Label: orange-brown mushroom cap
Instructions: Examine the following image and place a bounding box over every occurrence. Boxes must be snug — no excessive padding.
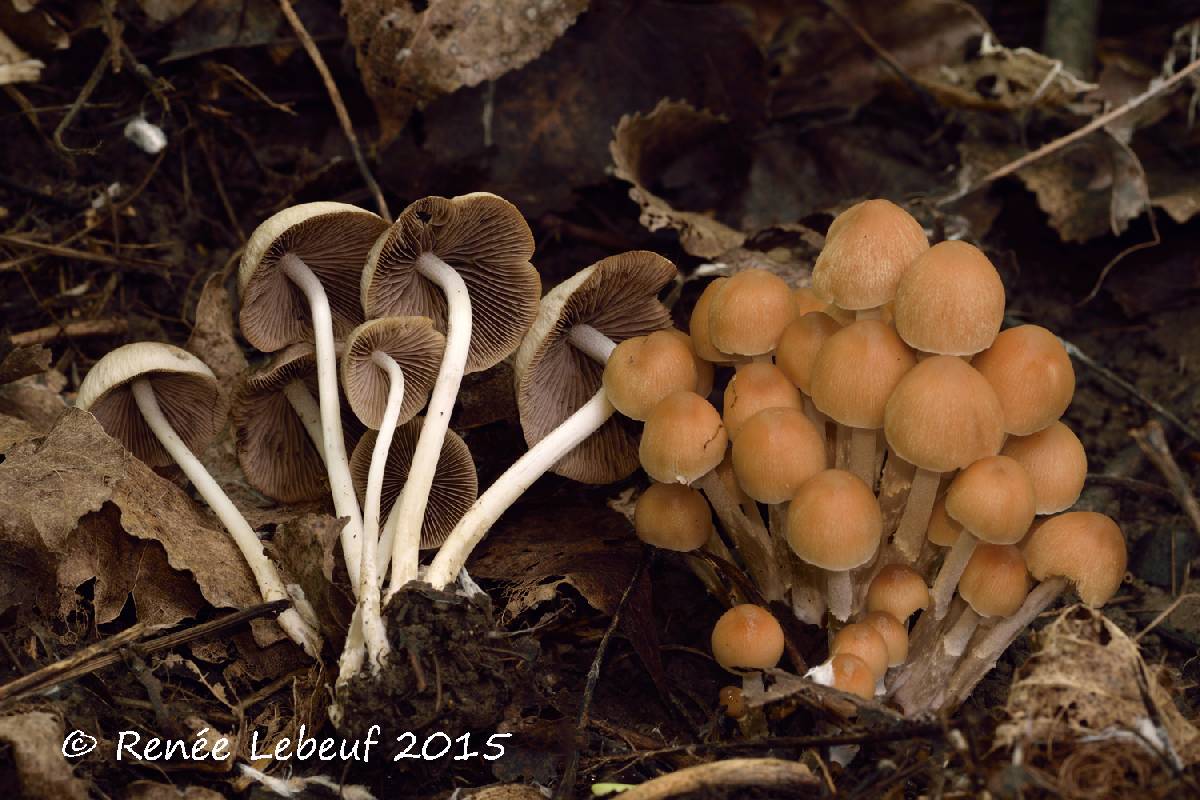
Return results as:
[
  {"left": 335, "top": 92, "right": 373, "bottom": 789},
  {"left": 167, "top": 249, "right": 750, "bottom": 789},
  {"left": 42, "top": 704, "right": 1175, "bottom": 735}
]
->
[
  {"left": 689, "top": 277, "right": 733, "bottom": 363},
  {"left": 775, "top": 311, "right": 843, "bottom": 394},
  {"left": 866, "top": 564, "right": 930, "bottom": 622},
  {"left": 862, "top": 611, "right": 909, "bottom": 667},
  {"left": 944, "top": 455, "right": 1036, "bottom": 545},
  {"left": 1001, "top": 421, "right": 1088, "bottom": 514},
  {"left": 722, "top": 362, "right": 803, "bottom": 439},
  {"left": 830, "top": 653, "right": 876, "bottom": 699},
  {"left": 892, "top": 240, "right": 1005, "bottom": 356},
  {"left": 634, "top": 482, "right": 713, "bottom": 552},
  {"left": 603, "top": 329, "right": 702, "bottom": 421},
  {"left": 787, "top": 469, "right": 882, "bottom": 571},
  {"left": 812, "top": 199, "right": 929, "bottom": 310},
  {"left": 731, "top": 407, "right": 826, "bottom": 504},
  {"left": 361, "top": 193, "right": 539, "bottom": 374},
  {"left": 883, "top": 355, "right": 1005, "bottom": 472},
  {"left": 640, "top": 390, "right": 728, "bottom": 484},
  {"left": 809, "top": 319, "right": 916, "bottom": 429},
  {"left": 926, "top": 495, "right": 964, "bottom": 547},
  {"left": 1022, "top": 511, "right": 1126, "bottom": 606},
  {"left": 711, "top": 604, "right": 785, "bottom": 671},
  {"left": 239, "top": 202, "right": 387, "bottom": 352},
  {"left": 515, "top": 251, "right": 678, "bottom": 484},
  {"left": 972, "top": 324, "right": 1075, "bottom": 435},
  {"left": 959, "top": 544, "right": 1030, "bottom": 617},
  {"left": 349, "top": 418, "right": 478, "bottom": 550},
  {"left": 707, "top": 269, "right": 795, "bottom": 356},
  {"left": 340, "top": 316, "right": 445, "bottom": 429},
  {"left": 831, "top": 622, "right": 890, "bottom": 680}
]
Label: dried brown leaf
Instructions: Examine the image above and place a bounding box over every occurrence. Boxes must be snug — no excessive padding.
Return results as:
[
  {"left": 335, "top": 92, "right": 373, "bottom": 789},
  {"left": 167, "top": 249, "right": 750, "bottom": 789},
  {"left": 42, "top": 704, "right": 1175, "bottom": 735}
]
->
[
  {"left": 272, "top": 512, "right": 353, "bottom": 644},
  {"left": 0, "top": 367, "right": 66, "bottom": 431},
  {"left": 0, "top": 343, "right": 50, "bottom": 383},
  {"left": 186, "top": 274, "right": 247, "bottom": 392},
  {"left": 346, "top": 0, "right": 588, "bottom": 142},
  {"left": 0, "top": 711, "right": 88, "bottom": 800}
]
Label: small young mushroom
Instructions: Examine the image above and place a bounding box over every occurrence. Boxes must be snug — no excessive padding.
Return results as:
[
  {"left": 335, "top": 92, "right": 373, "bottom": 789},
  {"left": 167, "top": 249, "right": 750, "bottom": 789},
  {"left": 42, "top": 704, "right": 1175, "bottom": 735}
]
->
[
  {"left": 865, "top": 564, "right": 930, "bottom": 624},
  {"left": 689, "top": 277, "right": 734, "bottom": 364},
  {"left": 972, "top": 324, "right": 1075, "bottom": 436},
  {"left": 892, "top": 240, "right": 1006, "bottom": 357},
  {"left": 710, "top": 604, "right": 785, "bottom": 671},
  {"left": 422, "top": 252, "right": 678, "bottom": 590},
  {"left": 809, "top": 653, "right": 875, "bottom": 699},
  {"left": 602, "top": 329, "right": 703, "bottom": 421},
  {"left": 232, "top": 343, "right": 328, "bottom": 504},
  {"left": 730, "top": 407, "right": 826, "bottom": 504},
  {"left": 721, "top": 362, "right": 803, "bottom": 439},
  {"left": 339, "top": 316, "right": 444, "bottom": 668},
  {"left": 812, "top": 199, "right": 929, "bottom": 317},
  {"left": 775, "top": 310, "right": 843, "bottom": 432},
  {"left": 929, "top": 455, "right": 1036, "bottom": 619},
  {"left": 78, "top": 343, "right": 321, "bottom": 656},
  {"left": 239, "top": 202, "right": 389, "bottom": 590},
  {"left": 640, "top": 391, "right": 729, "bottom": 484},
  {"left": 808, "top": 319, "right": 915, "bottom": 486},
  {"left": 830, "top": 622, "right": 890, "bottom": 681},
  {"left": 362, "top": 193, "right": 539, "bottom": 593},
  {"left": 943, "top": 511, "right": 1125, "bottom": 709},
  {"left": 883, "top": 355, "right": 1006, "bottom": 560},
  {"left": 787, "top": 469, "right": 882, "bottom": 621},
  {"left": 706, "top": 269, "right": 796, "bottom": 357},
  {"left": 862, "top": 611, "right": 909, "bottom": 667},
  {"left": 1000, "top": 421, "right": 1088, "bottom": 514},
  {"left": 633, "top": 482, "right": 713, "bottom": 552},
  {"left": 943, "top": 544, "right": 1030, "bottom": 657}
]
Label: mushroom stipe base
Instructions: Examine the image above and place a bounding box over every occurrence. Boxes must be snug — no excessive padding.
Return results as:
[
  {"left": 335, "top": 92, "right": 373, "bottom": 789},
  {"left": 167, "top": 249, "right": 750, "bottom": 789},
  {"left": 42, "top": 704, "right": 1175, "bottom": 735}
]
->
[{"left": 334, "top": 583, "right": 536, "bottom": 744}]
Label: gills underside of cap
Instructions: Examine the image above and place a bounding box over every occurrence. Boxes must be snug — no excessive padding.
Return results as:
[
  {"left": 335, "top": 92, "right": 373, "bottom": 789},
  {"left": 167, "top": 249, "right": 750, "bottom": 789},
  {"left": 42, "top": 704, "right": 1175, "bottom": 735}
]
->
[{"left": 341, "top": 317, "right": 445, "bottom": 429}]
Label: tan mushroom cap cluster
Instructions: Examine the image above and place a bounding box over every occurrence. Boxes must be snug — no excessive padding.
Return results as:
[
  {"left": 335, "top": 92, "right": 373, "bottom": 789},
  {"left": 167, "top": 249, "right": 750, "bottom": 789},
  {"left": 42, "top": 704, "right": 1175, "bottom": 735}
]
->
[
  {"left": 810, "top": 319, "right": 915, "bottom": 429},
  {"left": 1001, "top": 421, "right": 1088, "bottom": 514},
  {"left": 603, "top": 329, "right": 705, "bottom": 422},
  {"left": 640, "top": 391, "right": 728, "bottom": 485},
  {"left": 866, "top": 564, "right": 930, "bottom": 622},
  {"left": 973, "top": 325, "right": 1075, "bottom": 435},
  {"left": 892, "top": 240, "right": 1005, "bottom": 356},
  {"left": 787, "top": 469, "right": 882, "bottom": 571},
  {"left": 1023, "top": 511, "right": 1127, "bottom": 606},
  {"left": 722, "top": 363, "right": 803, "bottom": 438},
  {"left": 831, "top": 622, "right": 889, "bottom": 679},
  {"left": 707, "top": 269, "right": 795, "bottom": 356},
  {"left": 776, "top": 312, "right": 843, "bottom": 394},
  {"left": 959, "top": 544, "right": 1030, "bottom": 618},
  {"left": 813, "top": 199, "right": 930, "bottom": 310},
  {"left": 711, "top": 604, "right": 785, "bottom": 671},
  {"left": 634, "top": 482, "right": 712, "bottom": 552},
  {"left": 944, "top": 455, "right": 1037, "bottom": 545},
  {"left": 731, "top": 407, "right": 826, "bottom": 504}
]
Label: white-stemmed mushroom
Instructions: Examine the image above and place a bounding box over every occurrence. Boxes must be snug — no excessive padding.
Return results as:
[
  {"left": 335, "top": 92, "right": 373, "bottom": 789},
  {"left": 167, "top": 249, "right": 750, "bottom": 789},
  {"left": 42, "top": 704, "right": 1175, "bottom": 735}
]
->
[
  {"left": 425, "top": 252, "right": 678, "bottom": 590},
  {"left": 361, "top": 194, "right": 539, "bottom": 597},
  {"left": 78, "top": 342, "right": 322, "bottom": 657},
  {"left": 239, "top": 203, "right": 389, "bottom": 591}
]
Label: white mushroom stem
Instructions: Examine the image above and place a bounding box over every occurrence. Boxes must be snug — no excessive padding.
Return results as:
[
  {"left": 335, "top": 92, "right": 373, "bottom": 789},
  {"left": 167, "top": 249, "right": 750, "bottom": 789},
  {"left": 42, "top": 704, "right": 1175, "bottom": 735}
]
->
[
  {"left": 892, "top": 467, "right": 940, "bottom": 562},
  {"left": 943, "top": 577, "right": 1068, "bottom": 710},
  {"left": 280, "top": 253, "right": 363, "bottom": 591},
  {"left": 357, "top": 352, "right": 404, "bottom": 668},
  {"left": 827, "top": 570, "right": 854, "bottom": 622},
  {"left": 387, "top": 252, "right": 472, "bottom": 594},
  {"left": 424, "top": 324, "right": 617, "bottom": 591},
  {"left": 848, "top": 427, "right": 877, "bottom": 489},
  {"left": 283, "top": 380, "right": 326, "bottom": 462},
  {"left": 131, "top": 378, "right": 321, "bottom": 657},
  {"left": 942, "top": 605, "right": 981, "bottom": 658},
  {"left": 929, "top": 533, "right": 978, "bottom": 620}
]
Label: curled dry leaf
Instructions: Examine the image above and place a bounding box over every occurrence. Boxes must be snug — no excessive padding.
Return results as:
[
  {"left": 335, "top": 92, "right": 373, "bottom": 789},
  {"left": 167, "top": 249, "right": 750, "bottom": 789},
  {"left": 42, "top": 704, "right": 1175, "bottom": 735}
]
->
[
  {"left": 0, "top": 409, "right": 264, "bottom": 631},
  {"left": 0, "top": 342, "right": 50, "bottom": 384},
  {"left": 996, "top": 605, "right": 1200, "bottom": 765},
  {"left": 272, "top": 512, "right": 353, "bottom": 644},
  {"left": 0, "top": 367, "right": 66, "bottom": 431},
  {"left": 186, "top": 275, "right": 248, "bottom": 393},
  {"left": 346, "top": 0, "right": 589, "bottom": 142},
  {"left": 0, "top": 711, "right": 89, "bottom": 800}
]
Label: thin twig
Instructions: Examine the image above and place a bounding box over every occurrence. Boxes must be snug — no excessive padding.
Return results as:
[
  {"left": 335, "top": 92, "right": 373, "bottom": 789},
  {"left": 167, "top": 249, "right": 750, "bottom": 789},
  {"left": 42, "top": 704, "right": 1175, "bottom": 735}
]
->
[
  {"left": 555, "top": 550, "right": 650, "bottom": 799},
  {"left": 53, "top": 43, "right": 112, "bottom": 156},
  {"left": 0, "top": 235, "right": 170, "bottom": 272},
  {"left": 1131, "top": 420, "right": 1200, "bottom": 542},
  {"left": 277, "top": 0, "right": 390, "bottom": 222},
  {"left": 1084, "top": 473, "right": 1176, "bottom": 503},
  {"left": 945, "top": 55, "right": 1200, "bottom": 202},
  {"left": 615, "top": 758, "right": 820, "bottom": 799},
  {"left": 9, "top": 318, "right": 129, "bottom": 347},
  {"left": 1135, "top": 592, "right": 1200, "bottom": 642}
]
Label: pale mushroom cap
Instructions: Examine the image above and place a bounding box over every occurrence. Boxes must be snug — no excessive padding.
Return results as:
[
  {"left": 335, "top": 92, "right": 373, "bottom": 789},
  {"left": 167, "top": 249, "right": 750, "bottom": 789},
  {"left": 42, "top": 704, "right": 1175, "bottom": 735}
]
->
[
  {"left": 689, "top": 278, "right": 733, "bottom": 363},
  {"left": 239, "top": 202, "right": 387, "bottom": 352},
  {"left": 1001, "top": 421, "right": 1088, "bottom": 514},
  {"left": 341, "top": 316, "right": 445, "bottom": 429},
  {"left": 866, "top": 564, "right": 930, "bottom": 622},
  {"left": 809, "top": 319, "right": 916, "bottom": 429},
  {"left": 883, "top": 355, "right": 1005, "bottom": 472},
  {"left": 349, "top": 418, "right": 478, "bottom": 549},
  {"left": 862, "top": 611, "right": 909, "bottom": 667},
  {"left": 603, "top": 329, "right": 701, "bottom": 421},
  {"left": 830, "top": 653, "right": 875, "bottom": 699},
  {"left": 787, "top": 469, "right": 882, "bottom": 571},
  {"left": 634, "top": 482, "right": 713, "bottom": 552},
  {"left": 973, "top": 324, "right": 1075, "bottom": 436},
  {"left": 362, "top": 192, "right": 540, "bottom": 374},
  {"left": 775, "top": 311, "right": 843, "bottom": 394},
  {"left": 731, "top": 407, "right": 827, "bottom": 504},
  {"left": 926, "top": 494, "right": 964, "bottom": 547},
  {"left": 515, "top": 252, "right": 677, "bottom": 484},
  {"left": 232, "top": 344, "right": 326, "bottom": 503},
  {"left": 722, "top": 362, "right": 803, "bottom": 439},
  {"left": 640, "top": 390, "right": 728, "bottom": 484},
  {"left": 711, "top": 604, "right": 785, "bottom": 671},
  {"left": 959, "top": 544, "right": 1030, "bottom": 618},
  {"left": 77, "top": 342, "right": 221, "bottom": 468},
  {"left": 812, "top": 199, "right": 929, "bottom": 310},
  {"left": 893, "top": 240, "right": 1005, "bottom": 356},
  {"left": 708, "top": 269, "right": 795, "bottom": 355},
  {"left": 944, "top": 455, "right": 1037, "bottom": 545},
  {"left": 1022, "top": 511, "right": 1126, "bottom": 606},
  {"left": 831, "top": 622, "right": 890, "bottom": 680}
]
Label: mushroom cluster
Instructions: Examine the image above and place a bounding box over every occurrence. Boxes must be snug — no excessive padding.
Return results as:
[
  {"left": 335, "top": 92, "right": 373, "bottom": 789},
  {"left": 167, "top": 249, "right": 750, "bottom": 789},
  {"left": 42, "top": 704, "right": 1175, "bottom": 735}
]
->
[{"left": 624, "top": 199, "right": 1126, "bottom": 716}]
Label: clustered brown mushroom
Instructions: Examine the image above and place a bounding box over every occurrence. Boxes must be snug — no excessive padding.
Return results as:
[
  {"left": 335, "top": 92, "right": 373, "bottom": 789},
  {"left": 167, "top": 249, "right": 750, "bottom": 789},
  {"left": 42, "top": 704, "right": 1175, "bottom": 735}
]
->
[
  {"left": 622, "top": 199, "right": 1126, "bottom": 715},
  {"left": 74, "top": 193, "right": 1127, "bottom": 720}
]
